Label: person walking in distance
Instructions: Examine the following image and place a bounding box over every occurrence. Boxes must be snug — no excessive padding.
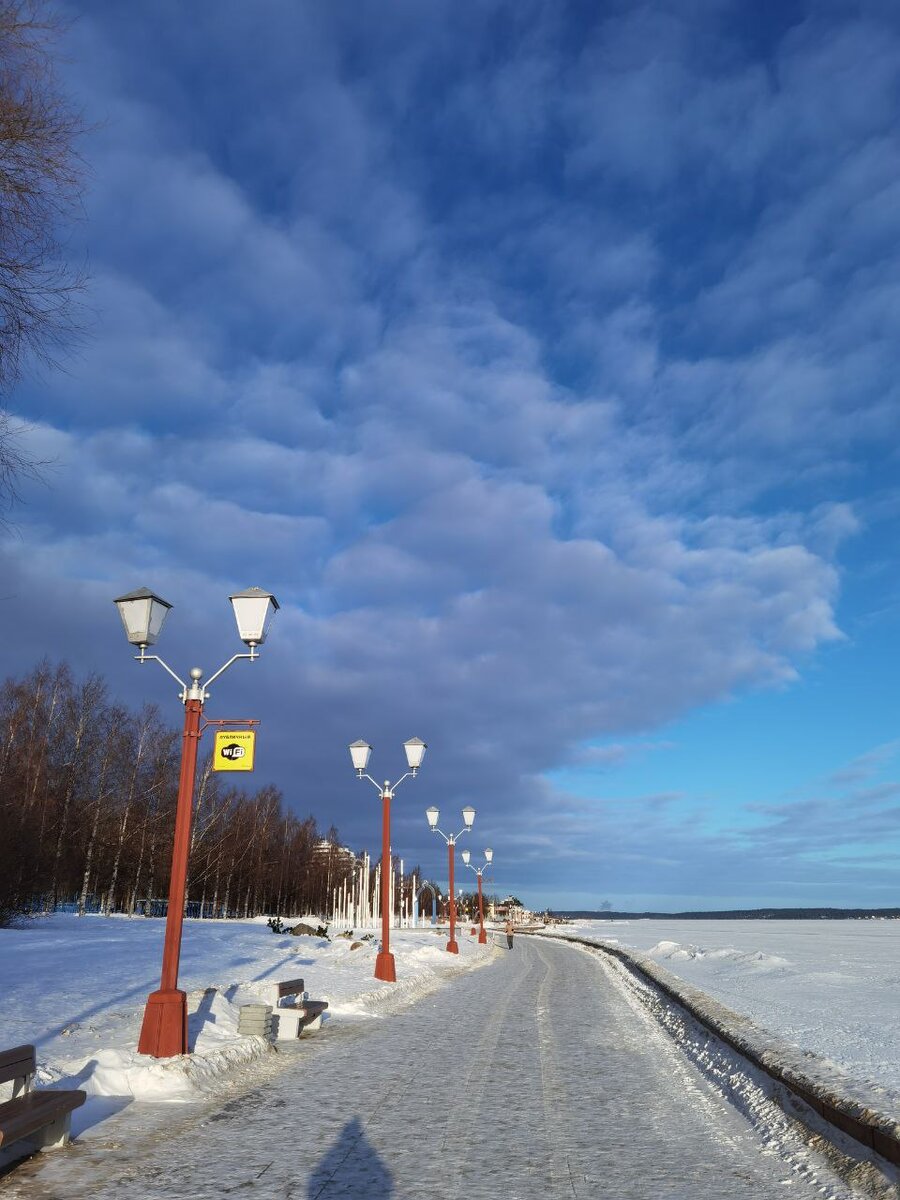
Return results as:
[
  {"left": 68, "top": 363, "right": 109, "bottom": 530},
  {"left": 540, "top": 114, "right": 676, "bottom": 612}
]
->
[{"left": 505, "top": 917, "right": 514, "bottom": 949}]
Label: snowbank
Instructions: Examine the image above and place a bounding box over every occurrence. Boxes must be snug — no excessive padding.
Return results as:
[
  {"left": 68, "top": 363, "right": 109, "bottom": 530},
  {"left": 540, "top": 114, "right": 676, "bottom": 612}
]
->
[
  {"left": 646, "top": 939, "right": 789, "bottom": 969},
  {"left": 0, "top": 913, "right": 497, "bottom": 1133}
]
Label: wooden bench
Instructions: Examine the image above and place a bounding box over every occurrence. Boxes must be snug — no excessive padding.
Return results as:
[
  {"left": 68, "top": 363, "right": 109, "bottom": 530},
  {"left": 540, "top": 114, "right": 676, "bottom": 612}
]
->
[
  {"left": 259, "top": 978, "right": 329, "bottom": 1040},
  {"left": 0, "top": 1045, "right": 86, "bottom": 1160}
]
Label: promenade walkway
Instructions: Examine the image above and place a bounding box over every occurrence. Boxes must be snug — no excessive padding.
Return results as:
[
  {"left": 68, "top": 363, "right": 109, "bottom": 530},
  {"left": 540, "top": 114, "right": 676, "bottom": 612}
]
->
[{"left": 11, "top": 936, "right": 857, "bottom": 1199}]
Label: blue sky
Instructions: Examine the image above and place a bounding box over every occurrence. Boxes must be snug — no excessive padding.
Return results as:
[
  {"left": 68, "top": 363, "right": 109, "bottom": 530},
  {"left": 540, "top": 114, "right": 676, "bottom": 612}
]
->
[{"left": 2, "top": 0, "right": 900, "bottom": 910}]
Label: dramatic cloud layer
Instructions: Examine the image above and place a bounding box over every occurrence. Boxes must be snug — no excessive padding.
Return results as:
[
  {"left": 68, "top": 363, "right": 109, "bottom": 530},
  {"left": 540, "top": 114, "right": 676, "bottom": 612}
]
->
[{"left": 3, "top": 0, "right": 900, "bottom": 907}]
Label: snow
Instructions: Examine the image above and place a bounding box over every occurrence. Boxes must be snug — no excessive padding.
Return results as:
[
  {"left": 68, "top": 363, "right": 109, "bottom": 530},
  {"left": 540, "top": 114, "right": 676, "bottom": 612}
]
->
[
  {"left": 577, "top": 943, "right": 899, "bottom": 1200},
  {"left": 4, "top": 936, "right": 883, "bottom": 1200},
  {"left": 5, "top": 911, "right": 899, "bottom": 1195},
  {"left": 551, "top": 919, "right": 900, "bottom": 1097},
  {"left": 0, "top": 912, "right": 496, "bottom": 1136}
]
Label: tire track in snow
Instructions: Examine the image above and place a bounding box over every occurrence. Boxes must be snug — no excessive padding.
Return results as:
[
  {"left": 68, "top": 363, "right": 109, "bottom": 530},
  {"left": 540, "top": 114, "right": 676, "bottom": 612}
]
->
[
  {"left": 439, "top": 941, "right": 531, "bottom": 1155},
  {"left": 441, "top": 939, "right": 547, "bottom": 1197},
  {"left": 533, "top": 938, "right": 578, "bottom": 1197}
]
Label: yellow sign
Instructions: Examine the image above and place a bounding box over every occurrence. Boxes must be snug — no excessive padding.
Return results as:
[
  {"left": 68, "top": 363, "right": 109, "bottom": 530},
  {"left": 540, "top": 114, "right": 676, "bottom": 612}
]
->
[{"left": 213, "top": 729, "right": 256, "bottom": 772}]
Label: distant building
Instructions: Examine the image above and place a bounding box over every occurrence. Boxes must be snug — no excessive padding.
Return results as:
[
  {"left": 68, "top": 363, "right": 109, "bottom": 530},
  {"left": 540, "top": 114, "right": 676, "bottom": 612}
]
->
[
  {"left": 492, "top": 895, "right": 533, "bottom": 925},
  {"left": 540, "top": 911, "right": 571, "bottom": 926},
  {"left": 313, "top": 840, "right": 357, "bottom": 867}
]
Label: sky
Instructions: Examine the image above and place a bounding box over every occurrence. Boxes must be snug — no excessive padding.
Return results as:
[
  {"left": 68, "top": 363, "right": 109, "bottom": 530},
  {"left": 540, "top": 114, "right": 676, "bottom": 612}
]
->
[{"left": 2, "top": 0, "right": 900, "bottom": 911}]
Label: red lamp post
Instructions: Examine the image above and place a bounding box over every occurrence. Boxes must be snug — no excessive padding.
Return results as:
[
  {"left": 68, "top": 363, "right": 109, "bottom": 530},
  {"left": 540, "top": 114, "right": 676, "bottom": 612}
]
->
[
  {"left": 425, "top": 805, "right": 475, "bottom": 954},
  {"left": 448, "top": 840, "right": 457, "bottom": 953},
  {"left": 350, "top": 738, "right": 427, "bottom": 983},
  {"left": 462, "top": 847, "right": 493, "bottom": 944},
  {"left": 141, "top": 685, "right": 201, "bottom": 1057},
  {"left": 114, "top": 586, "right": 278, "bottom": 1058}
]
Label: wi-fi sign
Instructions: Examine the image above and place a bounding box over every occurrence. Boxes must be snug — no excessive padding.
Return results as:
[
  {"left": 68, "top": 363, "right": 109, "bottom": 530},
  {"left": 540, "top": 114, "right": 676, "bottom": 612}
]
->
[{"left": 213, "top": 729, "right": 256, "bottom": 772}]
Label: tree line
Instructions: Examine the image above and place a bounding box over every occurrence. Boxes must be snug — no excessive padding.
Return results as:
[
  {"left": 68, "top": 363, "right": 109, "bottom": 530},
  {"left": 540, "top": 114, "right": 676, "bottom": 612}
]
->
[{"left": 0, "top": 660, "right": 364, "bottom": 924}]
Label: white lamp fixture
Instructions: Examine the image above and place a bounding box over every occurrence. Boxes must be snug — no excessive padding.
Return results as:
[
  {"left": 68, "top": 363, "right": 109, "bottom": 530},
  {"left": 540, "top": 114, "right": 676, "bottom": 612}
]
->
[
  {"left": 484, "top": 848, "right": 493, "bottom": 863},
  {"left": 426, "top": 806, "right": 439, "bottom": 829},
  {"left": 114, "top": 588, "right": 172, "bottom": 647},
  {"left": 462, "top": 805, "right": 476, "bottom": 828},
  {"left": 349, "top": 740, "right": 372, "bottom": 773},
  {"left": 461, "top": 849, "right": 471, "bottom": 865},
  {"left": 229, "top": 587, "right": 279, "bottom": 646},
  {"left": 404, "top": 737, "right": 427, "bottom": 771}
]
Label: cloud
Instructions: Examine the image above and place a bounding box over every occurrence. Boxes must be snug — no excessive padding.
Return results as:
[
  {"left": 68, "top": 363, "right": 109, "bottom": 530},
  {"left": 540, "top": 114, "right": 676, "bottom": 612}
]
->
[
  {"left": 827, "top": 742, "right": 900, "bottom": 787},
  {"left": 568, "top": 741, "right": 676, "bottom": 770},
  {"left": 2, "top": 0, "right": 897, "bottom": 907}
]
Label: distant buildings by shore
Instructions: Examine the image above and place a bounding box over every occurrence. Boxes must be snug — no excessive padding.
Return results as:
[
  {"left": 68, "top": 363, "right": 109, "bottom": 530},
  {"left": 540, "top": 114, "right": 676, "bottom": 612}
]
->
[{"left": 552, "top": 907, "right": 900, "bottom": 921}]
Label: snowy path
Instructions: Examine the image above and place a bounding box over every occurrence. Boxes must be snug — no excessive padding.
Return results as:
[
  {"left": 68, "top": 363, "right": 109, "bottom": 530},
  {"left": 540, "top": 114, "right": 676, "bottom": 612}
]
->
[{"left": 8, "top": 936, "right": 860, "bottom": 1199}]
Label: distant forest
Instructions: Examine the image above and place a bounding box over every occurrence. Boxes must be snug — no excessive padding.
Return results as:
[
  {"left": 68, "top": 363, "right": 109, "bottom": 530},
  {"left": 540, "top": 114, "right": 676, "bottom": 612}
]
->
[
  {"left": 556, "top": 908, "right": 900, "bottom": 920},
  {"left": 0, "top": 660, "right": 381, "bottom": 925}
]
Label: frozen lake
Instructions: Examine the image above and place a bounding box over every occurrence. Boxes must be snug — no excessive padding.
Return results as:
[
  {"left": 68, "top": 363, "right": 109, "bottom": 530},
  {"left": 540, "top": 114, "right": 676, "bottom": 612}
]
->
[{"left": 555, "top": 919, "right": 900, "bottom": 1097}]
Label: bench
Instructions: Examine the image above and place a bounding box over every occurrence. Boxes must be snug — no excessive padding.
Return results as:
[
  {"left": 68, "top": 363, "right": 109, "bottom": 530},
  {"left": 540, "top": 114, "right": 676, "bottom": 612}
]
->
[
  {"left": 258, "top": 978, "right": 329, "bottom": 1040},
  {"left": 0, "top": 1045, "right": 86, "bottom": 1161}
]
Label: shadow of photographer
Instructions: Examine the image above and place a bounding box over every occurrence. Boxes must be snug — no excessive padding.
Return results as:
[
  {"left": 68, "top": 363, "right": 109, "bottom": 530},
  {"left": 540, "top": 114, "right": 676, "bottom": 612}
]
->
[{"left": 308, "top": 1116, "right": 392, "bottom": 1198}]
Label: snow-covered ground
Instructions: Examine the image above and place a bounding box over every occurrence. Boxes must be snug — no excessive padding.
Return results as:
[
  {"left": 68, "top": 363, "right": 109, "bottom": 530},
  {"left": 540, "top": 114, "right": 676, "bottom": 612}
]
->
[
  {"left": 550, "top": 919, "right": 900, "bottom": 1095},
  {"left": 0, "top": 912, "right": 497, "bottom": 1141},
  {"left": 7, "top": 936, "right": 882, "bottom": 1200}
]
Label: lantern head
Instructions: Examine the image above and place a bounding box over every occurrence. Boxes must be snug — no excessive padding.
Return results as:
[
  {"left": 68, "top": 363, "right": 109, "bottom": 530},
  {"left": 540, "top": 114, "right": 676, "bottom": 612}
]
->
[
  {"left": 114, "top": 588, "right": 172, "bottom": 647},
  {"left": 349, "top": 740, "right": 372, "bottom": 773},
  {"left": 403, "top": 737, "right": 427, "bottom": 771},
  {"left": 229, "top": 587, "right": 279, "bottom": 646}
]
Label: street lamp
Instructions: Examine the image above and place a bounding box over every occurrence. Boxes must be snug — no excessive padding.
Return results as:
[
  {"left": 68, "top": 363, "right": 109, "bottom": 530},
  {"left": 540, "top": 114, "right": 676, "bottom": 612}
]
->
[
  {"left": 114, "top": 585, "right": 278, "bottom": 1058},
  {"left": 425, "top": 804, "right": 475, "bottom": 953},
  {"left": 461, "top": 847, "right": 493, "bottom": 945},
  {"left": 350, "top": 737, "right": 426, "bottom": 982}
]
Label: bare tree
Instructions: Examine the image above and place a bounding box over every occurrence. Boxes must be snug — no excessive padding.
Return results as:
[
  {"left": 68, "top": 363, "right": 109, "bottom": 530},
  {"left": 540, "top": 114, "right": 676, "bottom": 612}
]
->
[
  {"left": 0, "top": 659, "right": 354, "bottom": 924},
  {"left": 0, "top": 1, "right": 85, "bottom": 505}
]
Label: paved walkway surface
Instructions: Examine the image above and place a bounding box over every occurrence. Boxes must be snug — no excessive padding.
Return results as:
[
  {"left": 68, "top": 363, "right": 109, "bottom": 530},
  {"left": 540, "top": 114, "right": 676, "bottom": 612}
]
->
[{"left": 9, "top": 937, "right": 855, "bottom": 1199}]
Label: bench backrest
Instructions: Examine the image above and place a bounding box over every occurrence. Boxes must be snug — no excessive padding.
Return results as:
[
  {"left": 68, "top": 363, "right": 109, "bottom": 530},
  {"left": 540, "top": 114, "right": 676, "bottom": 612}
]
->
[
  {"left": 0, "top": 1045, "right": 35, "bottom": 1087},
  {"left": 276, "top": 978, "right": 304, "bottom": 998}
]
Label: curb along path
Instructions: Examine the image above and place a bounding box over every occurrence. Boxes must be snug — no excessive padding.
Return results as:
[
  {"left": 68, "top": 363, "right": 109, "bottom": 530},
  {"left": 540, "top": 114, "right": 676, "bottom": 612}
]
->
[{"left": 10, "top": 937, "right": 867, "bottom": 1200}]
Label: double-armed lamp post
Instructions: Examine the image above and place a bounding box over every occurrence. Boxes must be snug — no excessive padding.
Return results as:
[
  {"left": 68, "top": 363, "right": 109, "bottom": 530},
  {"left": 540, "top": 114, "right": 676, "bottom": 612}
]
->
[
  {"left": 461, "top": 847, "right": 493, "bottom": 945},
  {"left": 113, "top": 585, "right": 278, "bottom": 1058},
  {"left": 349, "top": 737, "right": 426, "bottom": 982},
  {"left": 425, "top": 805, "right": 475, "bottom": 953}
]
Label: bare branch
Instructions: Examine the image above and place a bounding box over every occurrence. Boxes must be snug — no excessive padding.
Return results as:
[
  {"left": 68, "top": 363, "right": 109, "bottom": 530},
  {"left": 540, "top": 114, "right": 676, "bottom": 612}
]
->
[{"left": 0, "top": 1, "right": 86, "bottom": 514}]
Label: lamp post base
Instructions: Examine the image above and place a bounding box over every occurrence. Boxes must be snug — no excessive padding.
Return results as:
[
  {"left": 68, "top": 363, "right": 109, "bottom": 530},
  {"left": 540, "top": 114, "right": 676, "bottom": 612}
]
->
[
  {"left": 138, "top": 989, "right": 188, "bottom": 1058},
  {"left": 478, "top": 930, "right": 487, "bottom": 944},
  {"left": 374, "top": 951, "right": 396, "bottom": 982},
  {"left": 447, "top": 939, "right": 459, "bottom": 954}
]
